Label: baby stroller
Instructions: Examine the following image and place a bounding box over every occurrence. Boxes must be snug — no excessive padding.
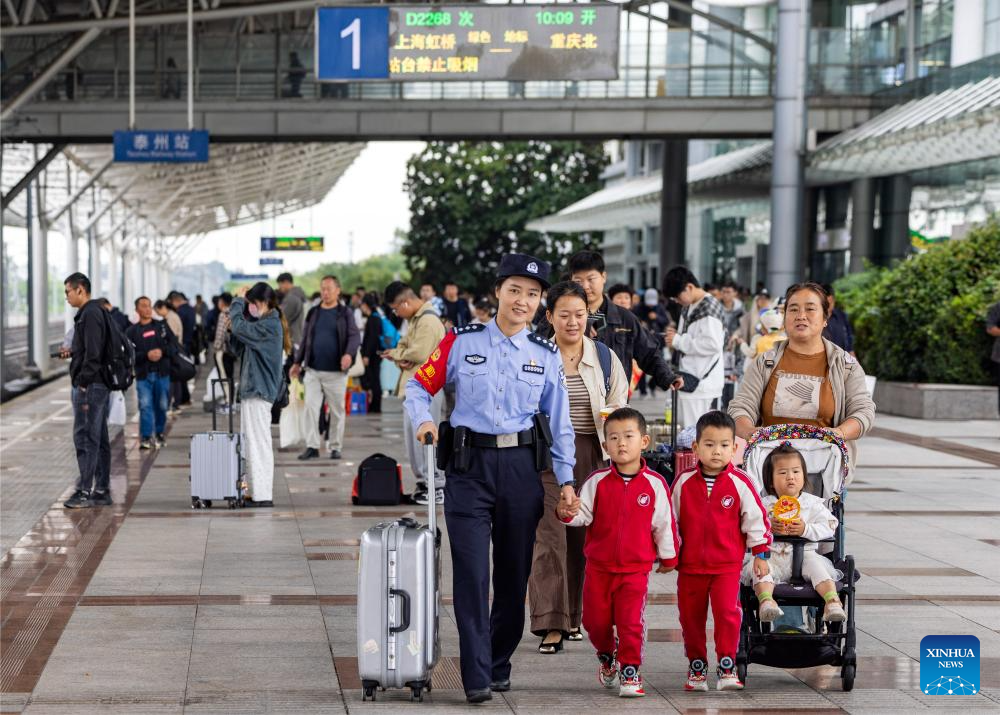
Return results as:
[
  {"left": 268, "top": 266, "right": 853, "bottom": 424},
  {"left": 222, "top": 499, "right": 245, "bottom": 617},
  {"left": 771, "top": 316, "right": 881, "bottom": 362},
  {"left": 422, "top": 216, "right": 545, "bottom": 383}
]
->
[{"left": 736, "top": 424, "right": 859, "bottom": 691}]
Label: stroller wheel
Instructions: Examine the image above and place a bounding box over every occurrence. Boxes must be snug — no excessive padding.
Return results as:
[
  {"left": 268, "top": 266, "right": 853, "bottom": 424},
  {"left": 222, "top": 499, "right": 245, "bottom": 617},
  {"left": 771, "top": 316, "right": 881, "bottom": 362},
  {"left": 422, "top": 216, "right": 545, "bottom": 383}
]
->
[
  {"left": 737, "top": 662, "right": 747, "bottom": 684},
  {"left": 841, "top": 663, "right": 856, "bottom": 691}
]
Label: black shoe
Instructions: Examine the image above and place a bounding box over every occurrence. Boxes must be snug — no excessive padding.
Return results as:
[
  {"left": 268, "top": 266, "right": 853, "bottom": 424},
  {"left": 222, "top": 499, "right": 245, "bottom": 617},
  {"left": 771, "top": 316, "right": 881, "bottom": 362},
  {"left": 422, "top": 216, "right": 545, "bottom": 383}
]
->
[
  {"left": 64, "top": 490, "right": 92, "bottom": 509},
  {"left": 329, "top": 449, "right": 342, "bottom": 460},
  {"left": 465, "top": 689, "right": 492, "bottom": 704},
  {"left": 91, "top": 490, "right": 112, "bottom": 506},
  {"left": 489, "top": 679, "right": 511, "bottom": 692},
  {"left": 538, "top": 631, "right": 564, "bottom": 654},
  {"left": 298, "top": 448, "right": 320, "bottom": 460}
]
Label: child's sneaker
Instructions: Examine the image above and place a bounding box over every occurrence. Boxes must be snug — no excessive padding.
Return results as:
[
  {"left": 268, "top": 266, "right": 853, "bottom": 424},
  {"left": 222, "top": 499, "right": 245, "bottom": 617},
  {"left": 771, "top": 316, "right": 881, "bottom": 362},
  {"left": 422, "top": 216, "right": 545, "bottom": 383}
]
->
[
  {"left": 684, "top": 659, "right": 708, "bottom": 691},
  {"left": 716, "top": 657, "right": 744, "bottom": 691},
  {"left": 597, "top": 652, "right": 619, "bottom": 689},
  {"left": 618, "top": 665, "right": 645, "bottom": 698},
  {"left": 759, "top": 598, "right": 784, "bottom": 623},
  {"left": 823, "top": 599, "right": 847, "bottom": 622}
]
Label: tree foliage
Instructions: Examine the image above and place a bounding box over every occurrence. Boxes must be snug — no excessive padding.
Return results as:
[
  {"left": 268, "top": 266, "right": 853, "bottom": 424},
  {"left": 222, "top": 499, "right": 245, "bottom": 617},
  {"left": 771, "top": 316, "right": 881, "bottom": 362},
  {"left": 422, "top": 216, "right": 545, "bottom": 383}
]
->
[
  {"left": 402, "top": 141, "right": 608, "bottom": 295},
  {"left": 834, "top": 219, "right": 1000, "bottom": 385},
  {"left": 225, "top": 253, "right": 411, "bottom": 298}
]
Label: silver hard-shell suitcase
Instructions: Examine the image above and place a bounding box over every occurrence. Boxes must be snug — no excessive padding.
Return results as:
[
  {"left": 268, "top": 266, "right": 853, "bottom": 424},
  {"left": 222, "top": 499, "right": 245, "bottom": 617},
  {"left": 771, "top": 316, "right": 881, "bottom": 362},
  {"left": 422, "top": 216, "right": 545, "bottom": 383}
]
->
[
  {"left": 190, "top": 379, "right": 246, "bottom": 509},
  {"left": 357, "top": 435, "right": 439, "bottom": 702}
]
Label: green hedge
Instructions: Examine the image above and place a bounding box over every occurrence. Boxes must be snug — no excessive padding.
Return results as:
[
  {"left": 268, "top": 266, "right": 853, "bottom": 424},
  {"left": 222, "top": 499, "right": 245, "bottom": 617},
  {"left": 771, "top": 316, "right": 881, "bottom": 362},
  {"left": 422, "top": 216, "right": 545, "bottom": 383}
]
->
[{"left": 834, "top": 219, "right": 1000, "bottom": 385}]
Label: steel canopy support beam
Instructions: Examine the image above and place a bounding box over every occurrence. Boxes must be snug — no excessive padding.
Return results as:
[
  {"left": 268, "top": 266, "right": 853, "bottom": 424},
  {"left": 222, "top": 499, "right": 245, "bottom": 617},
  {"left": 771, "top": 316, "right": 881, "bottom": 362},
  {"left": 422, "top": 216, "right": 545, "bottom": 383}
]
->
[
  {"left": 0, "top": 29, "right": 101, "bottom": 119},
  {"left": 46, "top": 156, "right": 113, "bottom": 225},
  {"left": 1, "top": 144, "right": 67, "bottom": 211},
  {"left": 2, "top": 0, "right": 320, "bottom": 35},
  {"left": 79, "top": 177, "right": 139, "bottom": 235}
]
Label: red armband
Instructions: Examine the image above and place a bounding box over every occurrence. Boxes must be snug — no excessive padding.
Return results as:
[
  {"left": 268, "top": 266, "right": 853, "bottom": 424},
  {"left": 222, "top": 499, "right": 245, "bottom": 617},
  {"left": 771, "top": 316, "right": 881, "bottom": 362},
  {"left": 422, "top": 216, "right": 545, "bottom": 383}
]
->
[{"left": 413, "top": 331, "right": 455, "bottom": 395}]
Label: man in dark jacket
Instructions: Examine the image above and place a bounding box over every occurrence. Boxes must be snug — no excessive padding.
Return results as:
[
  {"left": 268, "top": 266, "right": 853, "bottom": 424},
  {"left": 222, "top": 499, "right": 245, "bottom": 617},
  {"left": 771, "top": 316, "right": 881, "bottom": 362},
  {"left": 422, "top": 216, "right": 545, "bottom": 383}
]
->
[
  {"left": 169, "top": 291, "right": 196, "bottom": 405},
  {"left": 536, "top": 251, "right": 682, "bottom": 392},
  {"left": 98, "top": 298, "right": 131, "bottom": 332},
  {"left": 127, "top": 296, "right": 176, "bottom": 450},
  {"left": 441, "top": 281, "right": 472, "bottom": 329},
  {"left": 63, "top": 272, "right": 113, "bottom": 509},
  {"left": 821, "top": 283, "right": 854, "bottom": 355},
  {"left": 289, "top": 275, "right": 361, "bottom": 460}
]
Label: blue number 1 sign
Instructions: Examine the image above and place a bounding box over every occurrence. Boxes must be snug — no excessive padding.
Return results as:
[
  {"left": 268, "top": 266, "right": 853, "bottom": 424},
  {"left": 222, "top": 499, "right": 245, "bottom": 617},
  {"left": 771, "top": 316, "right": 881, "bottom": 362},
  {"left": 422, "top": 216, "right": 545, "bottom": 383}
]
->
[{"left": 316, "top": 7, "right": 389, "bottom": 80}]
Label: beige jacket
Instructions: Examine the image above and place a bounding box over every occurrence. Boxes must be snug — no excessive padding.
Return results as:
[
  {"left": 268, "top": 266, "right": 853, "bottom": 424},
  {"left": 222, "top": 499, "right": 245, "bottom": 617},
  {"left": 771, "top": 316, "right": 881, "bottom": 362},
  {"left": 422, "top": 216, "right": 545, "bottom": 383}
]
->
[
  {"left": 728, "top": 337, "right": 876, "bottom": 467},
  {"left": 164, "top": 311, "right": 183, "bottom": 346},
  {"left": 387, "top": 301, "right": 445, "bottom": 397},
  {"left": 574, "top": 337, "right": 630, "bottom": 460}
]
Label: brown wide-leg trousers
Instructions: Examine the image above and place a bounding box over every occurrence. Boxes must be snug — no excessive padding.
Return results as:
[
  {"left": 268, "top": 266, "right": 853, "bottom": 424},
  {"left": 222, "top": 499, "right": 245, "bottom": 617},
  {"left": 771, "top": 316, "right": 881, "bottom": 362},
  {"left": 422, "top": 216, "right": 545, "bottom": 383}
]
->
[{"left": 528, "top": 432, "right": 604, "bottom": 636}]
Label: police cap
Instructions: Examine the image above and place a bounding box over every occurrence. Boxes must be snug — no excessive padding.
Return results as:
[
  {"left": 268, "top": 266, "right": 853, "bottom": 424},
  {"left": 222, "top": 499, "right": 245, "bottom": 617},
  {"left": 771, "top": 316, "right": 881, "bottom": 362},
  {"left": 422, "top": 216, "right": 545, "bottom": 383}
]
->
[{"left": 496, "top": 253, "right": 552, "bottom": 290}]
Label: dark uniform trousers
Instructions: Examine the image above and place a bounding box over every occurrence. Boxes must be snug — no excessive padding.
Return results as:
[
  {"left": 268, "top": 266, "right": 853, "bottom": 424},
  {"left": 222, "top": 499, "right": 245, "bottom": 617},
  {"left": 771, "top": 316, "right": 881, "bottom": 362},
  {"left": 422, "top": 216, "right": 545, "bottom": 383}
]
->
[{"left": 444, "top": 443, "right": 544, "bottom": 692}]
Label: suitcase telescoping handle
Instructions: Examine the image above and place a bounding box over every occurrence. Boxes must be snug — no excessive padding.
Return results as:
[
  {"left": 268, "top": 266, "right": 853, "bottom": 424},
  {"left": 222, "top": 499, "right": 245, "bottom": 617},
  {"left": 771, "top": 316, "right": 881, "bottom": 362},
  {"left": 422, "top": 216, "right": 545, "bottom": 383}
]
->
[
  {"left": 670, "top": 387, "right": 678, "bottom": 448},
  {"left": 210, "top": 378, "right": 235, "bottom": 434},
  {"left": 422, "top": 433, "right": 437, "bottom": 537}
]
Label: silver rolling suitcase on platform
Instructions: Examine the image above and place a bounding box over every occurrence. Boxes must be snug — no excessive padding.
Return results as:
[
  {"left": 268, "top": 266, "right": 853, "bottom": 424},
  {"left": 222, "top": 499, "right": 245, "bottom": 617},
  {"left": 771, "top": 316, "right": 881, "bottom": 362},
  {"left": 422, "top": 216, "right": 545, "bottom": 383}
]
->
[
  {"left": 190, "top": 379, "right": 246, "bottom": 509},
  {"left": 357, "top": 435, "right": 440, "bottom": 702}
]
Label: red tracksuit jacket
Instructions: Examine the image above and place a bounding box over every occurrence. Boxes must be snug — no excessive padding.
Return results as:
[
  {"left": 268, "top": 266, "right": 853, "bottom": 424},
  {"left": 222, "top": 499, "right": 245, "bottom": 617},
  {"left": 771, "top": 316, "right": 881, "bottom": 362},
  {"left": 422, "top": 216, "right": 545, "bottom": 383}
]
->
[
  {"left": 671, "top": 462, "right": 772, "bottom": 574},
  {"left": 561, "top": 461, "right": 679, "bottom": 573}
]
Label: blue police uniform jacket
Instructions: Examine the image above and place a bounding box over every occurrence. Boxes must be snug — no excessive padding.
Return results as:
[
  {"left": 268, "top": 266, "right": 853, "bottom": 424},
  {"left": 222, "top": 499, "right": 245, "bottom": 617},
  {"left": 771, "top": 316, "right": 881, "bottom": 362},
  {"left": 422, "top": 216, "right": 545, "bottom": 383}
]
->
[{"left": 404, "top": 320, "right": 576, "bottom": 486}]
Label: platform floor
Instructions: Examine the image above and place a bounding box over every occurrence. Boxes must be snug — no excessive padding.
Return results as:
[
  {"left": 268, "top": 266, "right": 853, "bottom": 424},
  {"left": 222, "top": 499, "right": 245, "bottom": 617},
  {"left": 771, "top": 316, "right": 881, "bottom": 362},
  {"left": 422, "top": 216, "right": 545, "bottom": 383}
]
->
[{"left": 1, "top": 376, "right": 999, "bottom": 713}]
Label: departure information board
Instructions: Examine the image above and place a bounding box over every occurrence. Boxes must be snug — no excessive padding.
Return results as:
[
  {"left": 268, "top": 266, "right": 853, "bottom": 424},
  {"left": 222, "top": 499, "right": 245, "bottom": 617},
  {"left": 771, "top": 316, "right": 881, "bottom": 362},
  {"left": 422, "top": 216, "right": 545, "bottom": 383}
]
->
[
  {"left": 260, "top": 236, "right": 325, "bottom": 251},
  {"left": 316, "top": 4, "right": 619, "bottom": 81}
]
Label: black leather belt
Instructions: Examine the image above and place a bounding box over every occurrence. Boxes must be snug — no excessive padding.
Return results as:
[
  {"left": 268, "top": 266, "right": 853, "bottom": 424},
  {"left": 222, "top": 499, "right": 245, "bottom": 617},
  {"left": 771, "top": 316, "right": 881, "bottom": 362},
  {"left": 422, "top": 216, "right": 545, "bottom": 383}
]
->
[{"left": 468, "top": 428, "right": 536, "bottom": 449}]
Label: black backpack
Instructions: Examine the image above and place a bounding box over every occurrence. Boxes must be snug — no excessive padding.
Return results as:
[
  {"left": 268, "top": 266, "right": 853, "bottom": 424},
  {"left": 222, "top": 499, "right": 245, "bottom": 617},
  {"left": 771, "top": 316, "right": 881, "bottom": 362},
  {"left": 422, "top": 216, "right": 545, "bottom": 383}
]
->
[
  {"left": 352, "top": 453, "right": 403, "bottom": 506},
  {"left": 102, "top": 311, "right": 135, "bottom": 391},
  {"left": 595, "top": 339, "right": 613, "bottom": 396}
]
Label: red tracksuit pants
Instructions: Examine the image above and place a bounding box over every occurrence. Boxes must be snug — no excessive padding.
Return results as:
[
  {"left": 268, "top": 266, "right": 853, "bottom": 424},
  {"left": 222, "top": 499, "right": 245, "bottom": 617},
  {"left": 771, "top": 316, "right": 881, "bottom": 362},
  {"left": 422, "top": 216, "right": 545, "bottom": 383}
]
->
[
  {"left": 581, "top": 567, "right": 649, "bottom": 666},
  {"left": 677, "top": 571, "right": 742, "bottom": 663}
]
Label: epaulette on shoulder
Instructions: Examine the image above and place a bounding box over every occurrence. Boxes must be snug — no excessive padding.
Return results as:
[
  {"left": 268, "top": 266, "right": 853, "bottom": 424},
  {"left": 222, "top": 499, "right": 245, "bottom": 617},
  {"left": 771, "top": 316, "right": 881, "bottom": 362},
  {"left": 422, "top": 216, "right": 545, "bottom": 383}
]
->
[
  {"left": 528, "top": 333, "right": 558, "bottom": 353},
  {"left": 453, "top": 323, "right": 486, "bottom": 337}
]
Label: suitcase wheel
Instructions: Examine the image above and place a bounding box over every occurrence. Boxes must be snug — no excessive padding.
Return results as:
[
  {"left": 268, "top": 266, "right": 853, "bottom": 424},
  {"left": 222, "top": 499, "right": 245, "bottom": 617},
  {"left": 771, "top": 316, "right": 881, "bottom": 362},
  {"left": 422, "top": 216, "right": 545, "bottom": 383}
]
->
[
  {"left": 362, "top": 681, "right": 378, "bottom": 701},
  {"left": 203, "top": 500, "right": 213, "bottom": 508},
  {"left": 410, "top": 686, "right": 423, "bottom": 702},
  {"left": 191, "top": 497, "right": 203, "bottom": 509}
]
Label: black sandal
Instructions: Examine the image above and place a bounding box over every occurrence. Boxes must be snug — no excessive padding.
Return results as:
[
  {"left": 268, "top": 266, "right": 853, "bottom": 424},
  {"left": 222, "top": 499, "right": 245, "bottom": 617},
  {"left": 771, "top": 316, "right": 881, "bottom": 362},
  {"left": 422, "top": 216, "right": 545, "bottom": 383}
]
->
[
  {"left": 538, "top": 632, "right": 564, "bottom": 654},
  {"left": 566, "top": 628, "right": 584, "bottom": 642}
]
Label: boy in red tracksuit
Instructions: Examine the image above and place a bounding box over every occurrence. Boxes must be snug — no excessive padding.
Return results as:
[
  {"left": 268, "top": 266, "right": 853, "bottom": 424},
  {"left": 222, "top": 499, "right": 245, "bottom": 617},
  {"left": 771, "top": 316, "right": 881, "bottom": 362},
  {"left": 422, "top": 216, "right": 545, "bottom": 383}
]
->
[
  {"left": 671, "top": 410, "right": 771, "bottom": 692},
  {"left": 558, "top": 407, "right": 679, "bottom": 698}
]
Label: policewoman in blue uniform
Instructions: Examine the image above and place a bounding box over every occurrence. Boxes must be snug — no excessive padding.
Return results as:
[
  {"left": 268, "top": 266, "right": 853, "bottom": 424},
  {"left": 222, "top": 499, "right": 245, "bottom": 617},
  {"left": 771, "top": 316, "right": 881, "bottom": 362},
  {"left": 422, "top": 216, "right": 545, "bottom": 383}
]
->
[{"left": 405, "top": 254, "right": 576, "bottom": 703}]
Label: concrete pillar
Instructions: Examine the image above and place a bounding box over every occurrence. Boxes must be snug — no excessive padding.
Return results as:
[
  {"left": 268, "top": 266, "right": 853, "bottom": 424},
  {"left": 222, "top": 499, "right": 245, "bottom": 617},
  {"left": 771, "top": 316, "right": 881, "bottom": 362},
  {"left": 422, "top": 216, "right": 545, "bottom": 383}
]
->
[
  {"left": 880, "top": 175, "right": 912, "bottom": 264},
  {"left": 767, "top": 0, "right": 810, "bottom": 297},
  {"left": 904, "top": 0, "right": 917, "bottom": 81},
  {"left": 849, "top": 177, "right": 875, "bottom": 273},
  {"left": 665, "top": 0, "right": 692, "bottom": 96},
  {"left": 88, "top": 227, "right": 102, "bottom": 299},
  {"left": 122, "top": 251, "right": 134, "bottom": 310},
  {"left": 952, "top": 0, "right": 986, "bottom": 68},
  {"left": 659, "top": 140, "right": 688, "bottom": 278},
  {"left": 27, "top": 178, "right": 50, "bottom": 375},
  {"left": 107, "top": 241, "right": 119, "bottom": 306}
]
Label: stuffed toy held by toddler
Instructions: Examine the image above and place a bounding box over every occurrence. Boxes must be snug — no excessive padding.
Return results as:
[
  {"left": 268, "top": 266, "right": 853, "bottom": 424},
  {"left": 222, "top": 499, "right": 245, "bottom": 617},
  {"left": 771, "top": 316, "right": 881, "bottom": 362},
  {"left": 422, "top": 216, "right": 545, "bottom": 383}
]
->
[{"left": 741, "top": 308, "right": 786, "bottom": 358}]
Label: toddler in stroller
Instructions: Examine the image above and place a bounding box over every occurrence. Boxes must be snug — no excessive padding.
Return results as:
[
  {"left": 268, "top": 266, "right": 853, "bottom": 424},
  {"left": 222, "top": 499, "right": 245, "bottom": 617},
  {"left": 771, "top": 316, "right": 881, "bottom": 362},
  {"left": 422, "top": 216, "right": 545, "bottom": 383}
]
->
[
  {"left": 741, "top": 442, "right": 846, "bottom": 624},
  {"left": 736, "top": 423, "right": 859, "bottom": 691}
]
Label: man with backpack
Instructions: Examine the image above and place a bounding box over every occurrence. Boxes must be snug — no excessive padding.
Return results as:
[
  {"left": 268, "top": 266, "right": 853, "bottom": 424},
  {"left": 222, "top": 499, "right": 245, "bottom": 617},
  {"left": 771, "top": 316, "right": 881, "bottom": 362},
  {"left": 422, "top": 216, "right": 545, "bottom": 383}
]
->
[
  {"left": 381, "top": 281, "right": 446, "bottom": 505},
  {"left": 63, "top": 272, "right": 114, "bottom": 508}
]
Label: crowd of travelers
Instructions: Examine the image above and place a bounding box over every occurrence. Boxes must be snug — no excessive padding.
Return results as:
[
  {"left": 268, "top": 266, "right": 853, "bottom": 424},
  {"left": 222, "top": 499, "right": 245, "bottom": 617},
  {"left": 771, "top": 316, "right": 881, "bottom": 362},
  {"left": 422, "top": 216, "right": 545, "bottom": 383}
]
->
[{"left": 58, "top": 246, "right": 886, "bottom": 701}]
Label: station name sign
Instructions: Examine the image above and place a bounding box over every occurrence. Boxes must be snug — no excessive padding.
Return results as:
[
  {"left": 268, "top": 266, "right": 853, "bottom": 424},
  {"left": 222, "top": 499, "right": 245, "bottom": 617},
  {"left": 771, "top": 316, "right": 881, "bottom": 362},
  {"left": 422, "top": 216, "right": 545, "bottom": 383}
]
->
[
  {"left": 316, "top": 4, "right": 619, "bottom": 81},
  {"left": 260, "top": 236, "right": 325, "bottom": 252},
  {"left": 113, "top": 130, "right": 209, "bottom": 163}
]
